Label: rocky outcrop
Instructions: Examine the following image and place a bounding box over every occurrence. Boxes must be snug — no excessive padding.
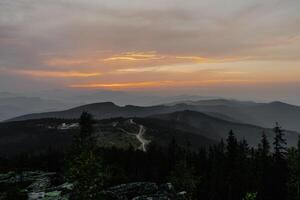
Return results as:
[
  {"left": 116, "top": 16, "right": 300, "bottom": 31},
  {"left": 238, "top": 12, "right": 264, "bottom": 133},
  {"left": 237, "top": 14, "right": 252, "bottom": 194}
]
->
[
  {"left": 102, "top": 182, "right": 187, "bottom": 200},
  {"left": 27, "top": 181, "right": 73, "bottom": 200},
  {"left": 0, "top": 171, "right": 186, "bottom": 200},
  {"left": 0, "top": 171, "right": 73, "bottom": 200}
]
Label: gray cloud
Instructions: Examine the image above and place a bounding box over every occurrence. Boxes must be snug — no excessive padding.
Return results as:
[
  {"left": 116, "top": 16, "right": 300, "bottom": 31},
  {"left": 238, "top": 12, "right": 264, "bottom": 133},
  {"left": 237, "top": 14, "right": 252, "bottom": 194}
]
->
[
  {"left": 0, "top": 0, "right": 300, "bottom": 97},
  {"left": 1, "top": 0, "right": 299, "bottom": 58}
]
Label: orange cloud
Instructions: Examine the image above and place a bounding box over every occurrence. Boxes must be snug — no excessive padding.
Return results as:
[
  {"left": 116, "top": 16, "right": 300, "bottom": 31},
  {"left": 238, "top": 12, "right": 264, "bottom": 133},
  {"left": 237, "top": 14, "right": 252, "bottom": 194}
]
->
[
  {"left": 69, "top": 79, "right": 252, "bottom": 90},
  {"left": 175, "top": 56, "right": 209, "bottom": 62},
  {"left": 45, "top": 58, "right": 101, "bottom": 67},
  {"left": 13, "top": 70, "right": 101, "bottom": 78},
  {"left": 175, "top": 56, "right": 249, "bottom": 63},
  {"left": 103, "top": 51, "right": 164, "bottom": 62},
  {"left": 70, "top": 81, "right": 173, "bottom": 89},
  {"left": 43, "top": 51, "right": 247, "bottom": 72}
]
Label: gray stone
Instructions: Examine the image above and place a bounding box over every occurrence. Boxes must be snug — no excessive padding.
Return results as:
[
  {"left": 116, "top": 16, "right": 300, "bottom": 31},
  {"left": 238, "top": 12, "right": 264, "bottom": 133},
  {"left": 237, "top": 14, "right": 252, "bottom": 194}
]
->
[
  {"left": 102, "top": 182, "right": 185, "bottom": 200},
  {"left": 105, "top": 182, "right": 158, "bottom": 199}
]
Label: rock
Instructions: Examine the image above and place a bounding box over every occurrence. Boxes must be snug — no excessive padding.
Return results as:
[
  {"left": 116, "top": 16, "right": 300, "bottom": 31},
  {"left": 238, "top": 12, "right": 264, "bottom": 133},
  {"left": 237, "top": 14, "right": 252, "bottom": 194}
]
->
[
  {"left": 158, "top": 183, "right": 176, "bottom": 195},
  {"left": 53, "top": 182, "right": 74, "bottom": 191},
  {"left": 100, "top": 190, "right": 128, "bottom": 200},
  {"left": 0, "top": 171, "right": 17, "bottom": 184},
  {"left": 0, "top": 171, "right": 56, "bottom": 184},
  {"left": 28, "top": 189, "right": 71, "bottom": 200},
  {"left": 1, "top": 171, "right": 185, "bottom": 200},
  {"left": 132, "top": 193, "right": 172, "bottom": 200},
  {"left": 0, "top": 171, "right": 72, "bottom": 200},
  {"left": 28, "top": 192, "right": 45, "bottom": 200},
  {"left": 105, "top": 182, "right": 158, "bottom": 199},
  {"left": 27, "top": 177, "right": 52, "bottom": 192},
  {"left": 102, "top": 182, "right": 186, "bottom": 200}
]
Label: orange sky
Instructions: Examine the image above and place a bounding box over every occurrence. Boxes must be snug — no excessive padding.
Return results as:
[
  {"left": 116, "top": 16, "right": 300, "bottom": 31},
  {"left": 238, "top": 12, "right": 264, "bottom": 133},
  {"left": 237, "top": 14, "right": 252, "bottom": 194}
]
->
[
  {"left": 0, "top": 0, "right": 300, "bottom": 96},
  {"left": 16, "top": 51, "right": 298, "bottom": 91}
]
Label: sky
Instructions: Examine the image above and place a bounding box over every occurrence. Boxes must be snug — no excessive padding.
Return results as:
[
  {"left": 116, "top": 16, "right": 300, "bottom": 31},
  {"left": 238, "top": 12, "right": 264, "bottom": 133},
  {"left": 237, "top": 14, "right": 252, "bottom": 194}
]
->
[{"left": 0, "top": 0, "right": 300, "bottom": 103}]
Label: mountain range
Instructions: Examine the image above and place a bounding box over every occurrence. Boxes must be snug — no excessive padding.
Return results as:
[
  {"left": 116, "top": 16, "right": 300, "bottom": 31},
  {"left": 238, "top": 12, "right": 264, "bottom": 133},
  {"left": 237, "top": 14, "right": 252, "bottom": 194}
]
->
[
  {"left": 0, "top": 90, "right": 215, "bottom": 121},
  {"left": 2, "top": 98, "right": 300, "bottom": 157},
  {"left": 0, "top": 96, "right": 72, "bottom": 121},
  {"left": 1, "top": 109, "right": 299, "bottom": 157},
  {"left": 9, "top": 99, "right": 300, "bottom": 132},
  {"left": 150, "top": 110, "right": 298, "bottom": 147}
]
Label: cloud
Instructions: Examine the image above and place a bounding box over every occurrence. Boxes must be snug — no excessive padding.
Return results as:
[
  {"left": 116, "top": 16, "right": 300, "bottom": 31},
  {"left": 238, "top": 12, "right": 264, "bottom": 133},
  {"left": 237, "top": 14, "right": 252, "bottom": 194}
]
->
[
  {"left": 18, "top": 70, "right": 101, "bottom": 78},
  {"left": 69, "top": 79, "right": 253, "bottom": 90},
  {"left": 103, "top": 52, "right": 164, "bottom": 62},
  {"left": 0, "top": 0, "right": 300, "bottom": 95},
  {"left": 2, "top": 0, "right": 299, "bottom": 63},
  {"left": 45, "top": 58, "right": 99, "bottom": 67},
  {"left": 175, "top": 56, "right": 251, "bottom": 63},
  {"left": 2, "top": 68, "right": 101, "bottom": 78},
  {"left": 70, "top": 81, "right": 173, "bottom": 89},
  {"left": 115, "top": 64, "right": 212, "bottom": 73}
]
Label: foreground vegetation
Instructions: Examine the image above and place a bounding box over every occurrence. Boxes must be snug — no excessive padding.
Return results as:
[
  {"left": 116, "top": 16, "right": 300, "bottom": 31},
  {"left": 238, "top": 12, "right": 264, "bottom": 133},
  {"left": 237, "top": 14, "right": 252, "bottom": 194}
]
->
[{"left": 1, "top": 112, "right": 300, "bottom": 200}]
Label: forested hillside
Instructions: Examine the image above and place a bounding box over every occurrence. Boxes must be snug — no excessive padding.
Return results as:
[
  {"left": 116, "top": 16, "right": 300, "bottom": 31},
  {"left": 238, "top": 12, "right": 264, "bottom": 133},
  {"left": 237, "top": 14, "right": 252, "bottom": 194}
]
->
[{"left": 1, "top": 112, "right": 300, "bottom": 200}]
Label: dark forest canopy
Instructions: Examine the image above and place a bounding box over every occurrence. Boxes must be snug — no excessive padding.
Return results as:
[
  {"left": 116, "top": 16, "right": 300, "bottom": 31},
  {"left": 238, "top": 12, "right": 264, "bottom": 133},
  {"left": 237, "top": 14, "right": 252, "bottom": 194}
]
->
[{"left": 1, "top": 113, "right": 300, "bottom": 200}]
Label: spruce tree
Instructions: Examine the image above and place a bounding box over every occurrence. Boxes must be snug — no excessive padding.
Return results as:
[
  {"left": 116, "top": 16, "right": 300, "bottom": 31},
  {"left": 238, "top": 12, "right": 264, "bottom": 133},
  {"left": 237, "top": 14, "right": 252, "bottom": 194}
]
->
[
  {"left": 273, "top": 122, "right": 287, "bottom": 161},
  {"left": 295, "top": 136, "right": 300, "bottom": 199},
  {"left": 226, "top": 130, "right": 238, "bottom": 163},
  {"left": 297, "top": 136, "right": 300, "bottom": 198},
  {"left": 287, "top": 147, "right": 299, "bottom": 200},
  {"left": 260, "top": 132, "right": 270, "bottom": 159},
  {"left": 225, "top": 130, "right": 240, "bottom": 200},
  {"left": 75, "top": 111, "right": 96, "bottom": 151},
  {"left": 256, "top": 132, "right": 272, "bottom": 200},
  {"left": 272, "top": 122, "right": 288, "bottom": 200},
  {"left": 207, "top": 139, "right": 226, "bottom": 200},
  {"left": 68, "top": 112, "right": 105, "bottom": 200}
]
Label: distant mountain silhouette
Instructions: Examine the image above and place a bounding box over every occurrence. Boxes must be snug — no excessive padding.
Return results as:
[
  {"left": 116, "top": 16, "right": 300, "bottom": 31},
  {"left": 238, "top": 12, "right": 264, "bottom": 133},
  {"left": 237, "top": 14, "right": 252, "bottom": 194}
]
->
[
  {"left": 150, "top": 110, "right": 299, "bottom": 147},
  {"left": 2, "top": 109, "right": 299, "bottom": 157},
  {"left": 0, "top": 90, "right": 220, "bottom": 120},
  {"left": 0, "top": 96, "right": 72, "bottom": 121},
  {"left": 8, "top": 99, "right": 300, "bottom": 132}
]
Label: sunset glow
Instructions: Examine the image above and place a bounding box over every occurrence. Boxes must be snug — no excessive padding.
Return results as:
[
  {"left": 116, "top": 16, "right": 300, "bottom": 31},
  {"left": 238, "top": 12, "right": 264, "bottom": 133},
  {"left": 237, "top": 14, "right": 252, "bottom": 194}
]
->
[
  {"left": 0, "top": 0, "right": 299, "bottom": 102},
  {"left": 69, "top": 79, "right": 254, "bottom": 90},
  {"left": 12, "top": 70, "right": 102, "bottom": 78},
  {"left": 103, "top": 52, "right": 163, "bottom": 62}
]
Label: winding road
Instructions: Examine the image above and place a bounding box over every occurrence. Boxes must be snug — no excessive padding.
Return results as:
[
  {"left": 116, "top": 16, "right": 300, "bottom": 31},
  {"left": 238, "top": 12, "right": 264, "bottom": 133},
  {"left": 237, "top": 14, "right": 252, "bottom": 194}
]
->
[
  {"left": 136, "top": 125, "right": 150, "bottom": 152},
  {"left": 118, "top": 119, "right": 151, "bottom": 152}
]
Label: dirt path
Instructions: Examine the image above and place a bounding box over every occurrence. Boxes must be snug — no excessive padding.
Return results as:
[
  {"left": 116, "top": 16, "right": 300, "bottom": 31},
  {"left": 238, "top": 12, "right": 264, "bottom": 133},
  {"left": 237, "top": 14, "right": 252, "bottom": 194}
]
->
[
  {"left": 117, "top": 119, "right": 151, "bottom": 152},
  {"left": 136, "top": 125, "right": 150, "bottom": 152}
]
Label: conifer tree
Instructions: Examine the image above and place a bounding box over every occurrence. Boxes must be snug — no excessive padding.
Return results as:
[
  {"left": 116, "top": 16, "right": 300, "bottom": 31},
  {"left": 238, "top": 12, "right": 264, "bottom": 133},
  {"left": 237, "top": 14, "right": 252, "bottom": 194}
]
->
[
  {"left": 272, "top": 122, "right": 288, "bottom": 200},
  {"left": 68, "top": 112, "right": 105, "bottom": 200},
  {"left": 273, "top": 122, "right": 287, "bottom": 161},
  {"left": 226, "top": 130, "right": 238, "bottom": 163},
  {"left": 297, "top": 136, "right": 300, "bottom": 198},
  {"left": 290, "top": 136, "right": 300, "bottom": 199},
  {"left": 287, "top": 147, "right": 299, "bottom": 200},
  {"left": 259, "top": 132, "right": 270, "bottom": 159},
  {"left": 256, "top": 132, "right": 272, "bottom": 200},
  {"left": 225, "top": 130, "right": 240, "bottom": 200}
]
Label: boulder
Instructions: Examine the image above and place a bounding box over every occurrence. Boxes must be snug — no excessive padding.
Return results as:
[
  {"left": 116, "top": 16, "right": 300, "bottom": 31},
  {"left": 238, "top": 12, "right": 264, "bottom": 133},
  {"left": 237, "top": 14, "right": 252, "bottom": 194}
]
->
[
  {"left": 102, "top": 182, "right": 186, "bottom": 200},
  {"left": 105, "top": 182, "right": 158, "bottom": 199}
]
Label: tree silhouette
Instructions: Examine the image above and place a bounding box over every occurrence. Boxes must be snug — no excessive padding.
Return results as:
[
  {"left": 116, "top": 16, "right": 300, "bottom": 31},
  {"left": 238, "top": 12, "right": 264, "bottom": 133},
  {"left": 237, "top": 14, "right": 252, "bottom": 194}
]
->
[
  {"left": 256, "top": 132, "right": 272, "bottom": 200},
  {"left": 272, "top": 122, "right": 288, "bottom": 200},
  {"left": 68, "top": 112, "right": 105, "bottom": 200},
  {"left": 273, "top": 122, "right": 287, "bottom": 161}
]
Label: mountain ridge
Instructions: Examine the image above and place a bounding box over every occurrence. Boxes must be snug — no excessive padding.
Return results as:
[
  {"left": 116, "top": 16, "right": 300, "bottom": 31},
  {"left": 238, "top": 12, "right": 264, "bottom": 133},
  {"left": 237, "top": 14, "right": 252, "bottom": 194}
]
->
[
  {"left": 150, "top": 110, "right": 299, "bottom": 147},
  {"left": 8, "top": 99, "right": 300, "bottom": 132}
]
